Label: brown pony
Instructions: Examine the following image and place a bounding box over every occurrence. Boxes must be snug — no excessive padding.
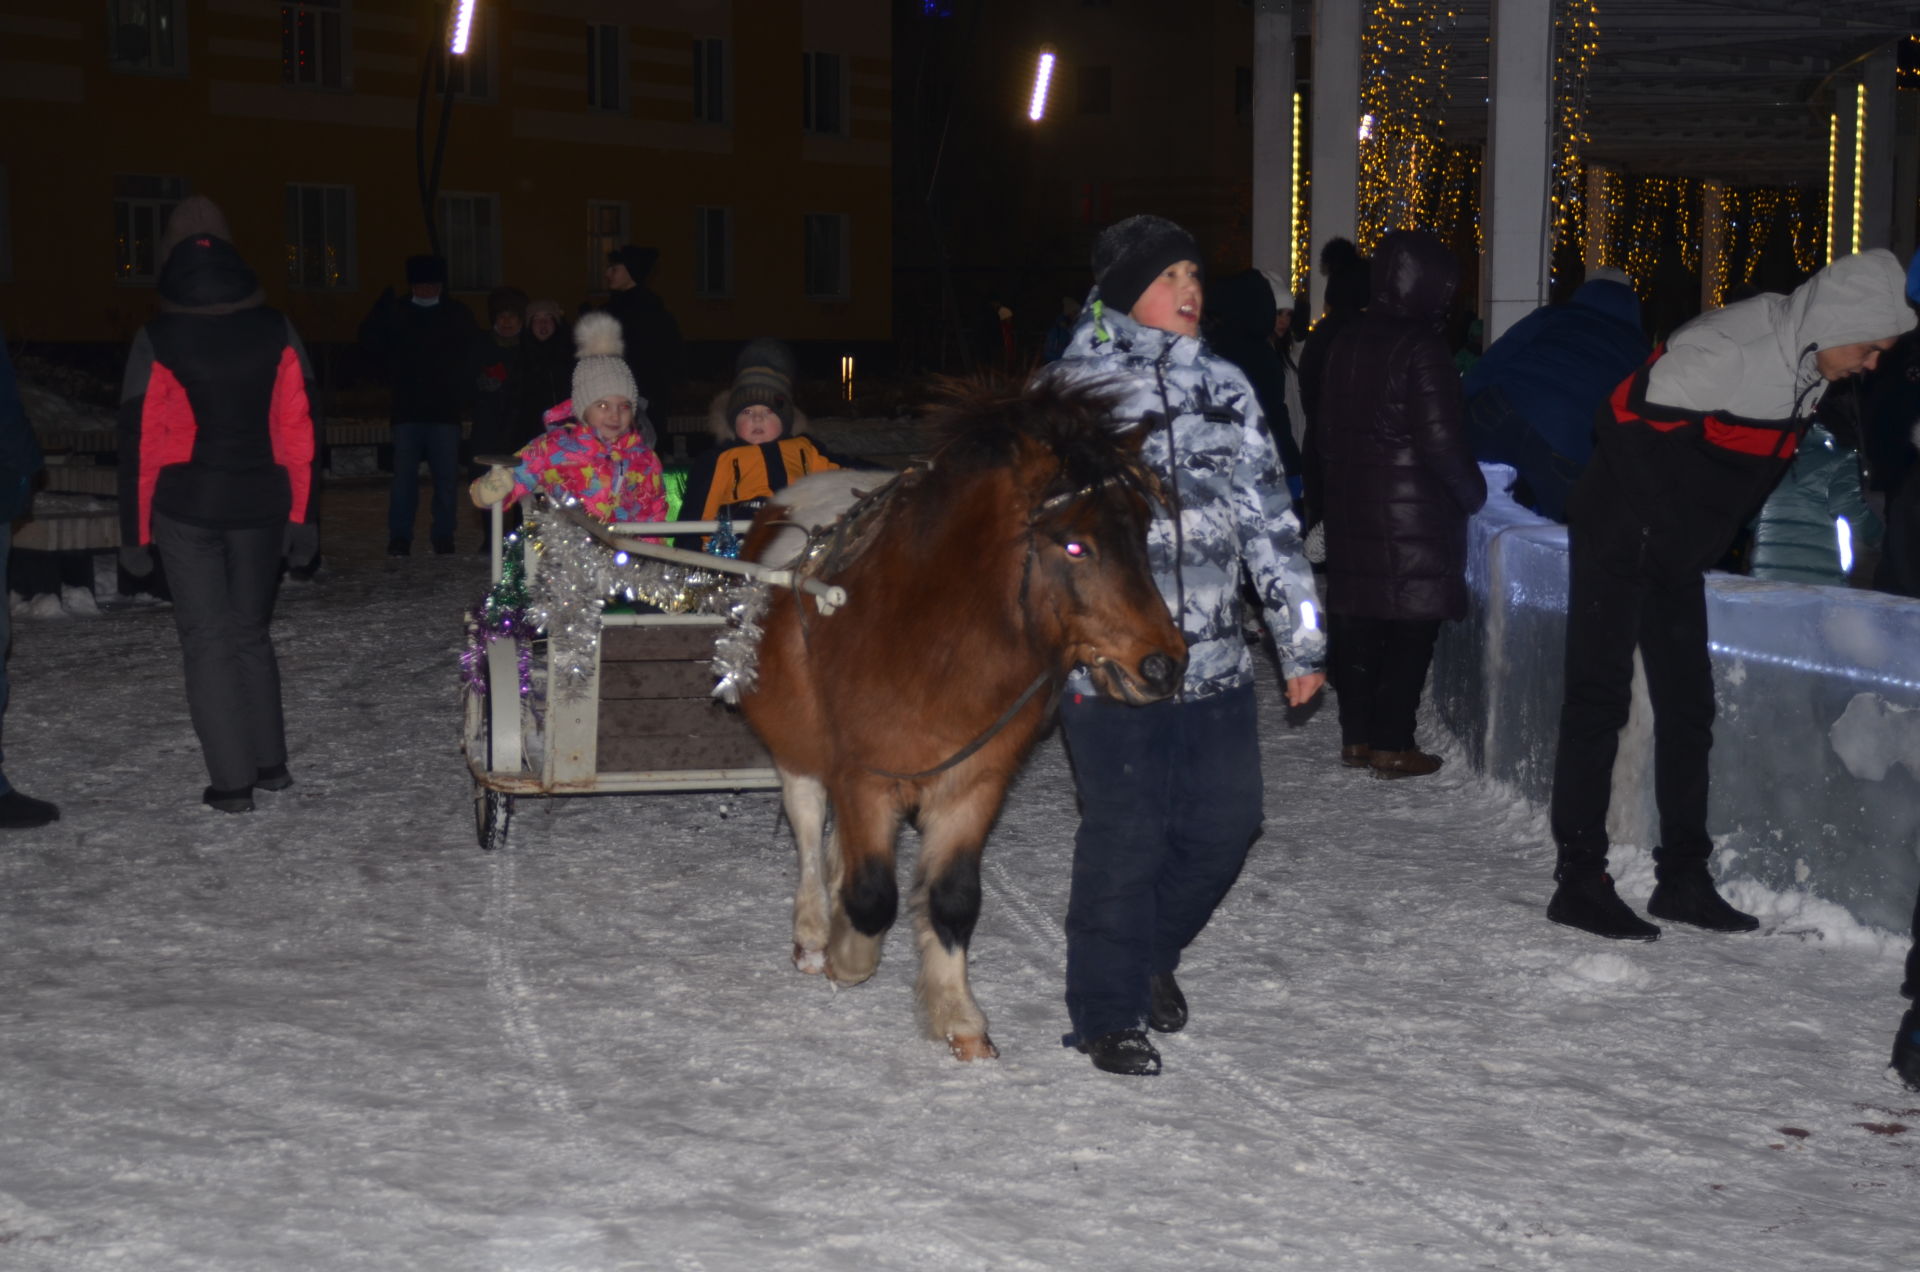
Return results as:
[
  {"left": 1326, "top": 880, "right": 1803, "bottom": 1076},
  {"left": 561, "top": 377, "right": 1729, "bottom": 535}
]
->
[{"left": 737, "top": 378, "right": 1186, "bottom": 1061}]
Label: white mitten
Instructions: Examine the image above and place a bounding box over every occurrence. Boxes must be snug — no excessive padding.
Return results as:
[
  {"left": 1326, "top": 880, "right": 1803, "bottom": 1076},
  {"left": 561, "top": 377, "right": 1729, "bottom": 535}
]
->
[{"left": 470, "top": 467, "right": 516, "bottom": 508}]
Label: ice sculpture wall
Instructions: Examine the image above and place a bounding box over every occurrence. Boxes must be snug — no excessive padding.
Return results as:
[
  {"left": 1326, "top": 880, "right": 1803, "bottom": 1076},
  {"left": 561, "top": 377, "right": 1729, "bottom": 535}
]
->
[{"left": 1431, "top": 465, "right": 1920, "bottom": 934}]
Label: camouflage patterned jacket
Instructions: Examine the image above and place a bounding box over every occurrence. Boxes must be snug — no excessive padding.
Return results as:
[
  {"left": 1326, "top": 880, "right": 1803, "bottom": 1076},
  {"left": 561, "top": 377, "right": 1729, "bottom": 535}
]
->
[{"left": 1038, "top": 296, "right": 1326, "bottom": 697}]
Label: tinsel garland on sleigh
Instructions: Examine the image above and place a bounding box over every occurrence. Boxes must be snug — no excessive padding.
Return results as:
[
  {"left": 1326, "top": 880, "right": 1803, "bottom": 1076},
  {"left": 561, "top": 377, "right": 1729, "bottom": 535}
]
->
[{"left": 460, "top": 498, "right": 769, "bottom": 705}]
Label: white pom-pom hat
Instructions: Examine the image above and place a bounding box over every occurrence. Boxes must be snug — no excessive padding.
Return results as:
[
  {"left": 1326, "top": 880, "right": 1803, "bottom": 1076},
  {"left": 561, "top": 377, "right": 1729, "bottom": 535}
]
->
[{"left": 570, "top": 311, "right": 643, "bottom": 418}]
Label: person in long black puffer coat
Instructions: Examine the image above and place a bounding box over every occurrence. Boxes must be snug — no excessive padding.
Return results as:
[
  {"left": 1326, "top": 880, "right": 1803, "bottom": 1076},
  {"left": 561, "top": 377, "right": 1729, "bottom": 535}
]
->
[{"left": 1317, "top": 230, "right": 1486, "bottom": 779}]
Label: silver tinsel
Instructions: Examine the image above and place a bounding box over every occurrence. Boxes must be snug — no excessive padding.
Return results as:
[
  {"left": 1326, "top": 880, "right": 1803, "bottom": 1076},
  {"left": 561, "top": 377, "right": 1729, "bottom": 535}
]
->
[
  {"left": 710, "top": 581, "right": 772, "bottom": 703},
  {"left": 523, "top": 501, "right": 735, "bottom": 698}
]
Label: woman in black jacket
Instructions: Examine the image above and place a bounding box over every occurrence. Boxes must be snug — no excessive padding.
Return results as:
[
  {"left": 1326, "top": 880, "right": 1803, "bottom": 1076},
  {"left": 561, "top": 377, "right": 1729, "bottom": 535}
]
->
[
  {"left": 1317, "top": 230, "right": 1486, "bottom": 778},
  {"left": 117, "top": 197, "right": 320, "bottom": 812}
]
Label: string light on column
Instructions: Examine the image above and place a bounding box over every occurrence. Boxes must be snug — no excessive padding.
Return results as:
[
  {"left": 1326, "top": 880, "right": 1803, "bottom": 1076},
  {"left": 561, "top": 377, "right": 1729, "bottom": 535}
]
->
[
  {"left": 1826, "top": 111, "right": 1840, "bottom": 263},
  {"left": 1742, "top": 187, "right": 1782, "bottom": 286},
  {"left": 1851, "top": 82, "right": 1867, "bottom": 255},
  {"left": 1549, "top": 0, "right": 1599, "bottom": 283},
  {"left": 1292, "top": 90, "right": 1310, "bottom": 295},
  {"left": 1789, "top": 185, "right": 1825, "bottom": 275},
  {"left": 1356, "top": 0, "right": 1452, "bottom": 252}
]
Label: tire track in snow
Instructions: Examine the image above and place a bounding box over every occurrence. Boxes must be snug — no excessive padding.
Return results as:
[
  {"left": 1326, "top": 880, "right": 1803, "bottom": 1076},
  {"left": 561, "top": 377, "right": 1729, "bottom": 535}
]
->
[
  {"left": 981, "top": 857, "right": 1568, "bottom": 1271},
  {"left": 485, "top": 842, "right": 581, "bottom": 1123}
]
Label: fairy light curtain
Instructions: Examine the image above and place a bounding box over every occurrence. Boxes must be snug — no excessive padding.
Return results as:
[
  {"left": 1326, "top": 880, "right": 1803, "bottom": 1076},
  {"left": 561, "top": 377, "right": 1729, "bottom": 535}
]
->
[
  {"left": 1549, "top": 0, "right": 1599, "bottom": 283},
  {"left": 1355, "top": 0, "right": 1451, "bottom": 253}
]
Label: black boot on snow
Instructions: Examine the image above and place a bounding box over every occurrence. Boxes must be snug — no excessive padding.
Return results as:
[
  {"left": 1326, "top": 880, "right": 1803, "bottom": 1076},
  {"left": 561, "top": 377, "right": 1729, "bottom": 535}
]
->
[
  {"left": 1147, "top": 972, "right": 1188, "bottom": 1034},
  {"left": 254, "top": 764, "right": 293, "bottom": 792},
  {"left": 203, "top": 785, "right": 254, "bottom": 814},
  {"left": 1547, "top": 870, "right": 1660, "bottom": 941},
  {"left": 1646, "top": 869, "right": 1759, "bottom": 933},
  {"left": 1077, "top": 1028, "right": 1162, "bottom": 1076},
  {"left": 1891, "top": 1007, "right": 1920, "bottom": 1092}
]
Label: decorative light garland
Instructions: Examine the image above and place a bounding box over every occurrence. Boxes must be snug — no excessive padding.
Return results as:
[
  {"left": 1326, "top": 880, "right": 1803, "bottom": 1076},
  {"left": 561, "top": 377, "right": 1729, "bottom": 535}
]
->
[
  {"left": 1355, "top": 0, "right": 1451, "bottom": 253},
  {"left": 1788, "top": 185, "right": 1825, "bottom": 274},
  {"left": 1549, "top": 0, "right": 1599, "bottom": 282}
]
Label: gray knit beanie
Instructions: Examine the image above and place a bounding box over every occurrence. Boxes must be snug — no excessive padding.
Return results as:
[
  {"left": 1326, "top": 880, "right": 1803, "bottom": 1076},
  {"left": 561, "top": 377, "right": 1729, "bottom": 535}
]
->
[
  {"left": 727, "top": 339, "right": 796, "bottom": 435},
  {"left": 570, "top": 312, "right": 642, "bottom": 416}
]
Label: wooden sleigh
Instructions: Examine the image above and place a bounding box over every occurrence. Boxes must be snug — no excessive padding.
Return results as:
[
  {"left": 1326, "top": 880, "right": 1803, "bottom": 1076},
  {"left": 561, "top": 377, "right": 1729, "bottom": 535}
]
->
[{"left": 461, "top": 473, "right": 848, "bottom": 851}]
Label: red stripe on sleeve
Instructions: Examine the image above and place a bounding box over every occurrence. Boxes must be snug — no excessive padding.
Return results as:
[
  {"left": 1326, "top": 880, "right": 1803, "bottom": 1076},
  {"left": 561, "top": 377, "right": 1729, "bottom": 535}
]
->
[
  {"left": 138, "top": 364, "right": 197, "bottom": 544},
  {"left": 268, "top": 346, "right": 317, "bottom": 523}
]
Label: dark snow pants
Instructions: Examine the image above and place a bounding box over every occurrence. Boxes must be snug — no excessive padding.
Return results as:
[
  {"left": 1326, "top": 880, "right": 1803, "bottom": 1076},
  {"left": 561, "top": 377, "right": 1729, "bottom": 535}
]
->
[
  {"left": 1905, "top": 884, "right": 1920, "bottom": 1001},
  {"left": 1059, "top": 684, "right": 1262, "bottom": 1045},
  {"left": 1549, "top": 498, "right": 1715, "bottom": 876},
  {"left": 152, "top": 514, "right": 288, "bottom": 791},
  {"left": 1328, "top": 614, "right": 1441, "bottom": 752}
]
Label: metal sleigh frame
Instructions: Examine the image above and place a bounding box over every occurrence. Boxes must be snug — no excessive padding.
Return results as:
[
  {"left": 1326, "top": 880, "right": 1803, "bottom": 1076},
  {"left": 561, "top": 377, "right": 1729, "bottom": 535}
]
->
[{"left": 462, "top": 489, "right": 849, "bottom": 850}]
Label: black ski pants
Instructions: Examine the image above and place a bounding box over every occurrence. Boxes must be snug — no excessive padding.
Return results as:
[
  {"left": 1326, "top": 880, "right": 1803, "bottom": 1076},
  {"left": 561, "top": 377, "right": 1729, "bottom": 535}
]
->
[
  {"left": 1328, "top": 614, "right": 1442, "bottom": 752},
  {"left": 152, "top": 514, "right": 288, "bottom": 791},
  {"left": 1549, "top": 498, "right": 1715, "bottom": 875}
]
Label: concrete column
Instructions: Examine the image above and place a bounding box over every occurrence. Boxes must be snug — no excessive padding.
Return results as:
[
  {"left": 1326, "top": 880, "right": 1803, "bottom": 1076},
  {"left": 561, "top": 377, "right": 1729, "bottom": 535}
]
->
[
  {"left": 1479, "top": 0, "right": 1554, "bottom": 344},
  {"left": 1860, "top": 47, "right": 1897, "bottom": 253},
  {"left": 1583, "top": 164, "right": 1611, "bottom": 272},
  {"left": 1251, "top": 1, "right": 1297, "bottom": 291},
  {"left": 1829, "top": 84, "right": 1857, "bottom": 262},
  {"left": 1308, "top": 0, "right": 1361, "bottom": 318},
  {"left": 1700, "top": 180, "right": 1726, "bottom": 310}
]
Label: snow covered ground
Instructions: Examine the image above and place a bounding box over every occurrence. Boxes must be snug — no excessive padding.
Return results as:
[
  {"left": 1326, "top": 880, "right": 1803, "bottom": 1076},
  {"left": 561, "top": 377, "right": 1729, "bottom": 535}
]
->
[{"left": 0, "top": 480, "right": 1914, "bottom": 1271}]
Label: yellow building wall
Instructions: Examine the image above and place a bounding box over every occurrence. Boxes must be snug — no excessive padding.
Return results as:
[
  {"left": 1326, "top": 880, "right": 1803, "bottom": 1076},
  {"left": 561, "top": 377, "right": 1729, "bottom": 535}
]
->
[{"left": 0, "top": 0, "right": 892, "bottom": 349}]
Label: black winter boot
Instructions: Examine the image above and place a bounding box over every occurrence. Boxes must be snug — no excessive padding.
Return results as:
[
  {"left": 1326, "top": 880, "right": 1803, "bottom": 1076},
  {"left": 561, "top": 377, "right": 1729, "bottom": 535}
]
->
[
  {"left": 1646, "top": 866, "right": 1759, "bottom": 933},
  {"left": 1893, "top": 1007, "right": 1920, "bottom": 1092},
  {"left": 1147, "top": 972, "right": 1188, "bottom": 1034},
  {"left": 1077, "top": 1028, "right": 1162, "bottom": 1076},
  {"left": 1547, "top": 869, "right": 1660, "bottom": 941}
]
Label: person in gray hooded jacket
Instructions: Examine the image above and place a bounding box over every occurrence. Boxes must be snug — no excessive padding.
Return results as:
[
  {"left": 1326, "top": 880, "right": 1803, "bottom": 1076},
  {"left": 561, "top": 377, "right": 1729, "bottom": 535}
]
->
[
  {"left": 1036, "top": 215, "right": 1325, "bottom": 1077},
  {"left": 1548, "top": 249, "right": 1915, "bottom": 942}
]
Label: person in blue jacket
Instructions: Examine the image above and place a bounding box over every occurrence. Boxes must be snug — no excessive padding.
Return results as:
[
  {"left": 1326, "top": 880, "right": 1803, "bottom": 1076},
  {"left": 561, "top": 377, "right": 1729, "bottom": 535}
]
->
[
  {"left": 1462, "top": 266, "right": 1650, "bottom": 522},
  {"left": 0, "top": 332, "right": 59, "bottom": 827}
]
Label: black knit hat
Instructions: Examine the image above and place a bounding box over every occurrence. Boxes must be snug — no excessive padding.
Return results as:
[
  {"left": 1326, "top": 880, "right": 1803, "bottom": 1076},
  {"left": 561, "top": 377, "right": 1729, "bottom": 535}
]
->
[
  {"left": 406, "top": 254, "right": 447, "bottom": 285},
  {"left": 1091, "top": 215, "right": 1202, "bottom": 316},
  {"left": 608, "top": 244, "right": 659, "bottom": 284},
  {"left": 728, "top": 339, "right": 796, "bottom": 435}
]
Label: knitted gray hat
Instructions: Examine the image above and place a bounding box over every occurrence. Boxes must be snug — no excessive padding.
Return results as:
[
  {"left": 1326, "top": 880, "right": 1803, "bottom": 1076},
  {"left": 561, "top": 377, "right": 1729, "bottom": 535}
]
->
[
  {"left": 1092, "top": 214, "right": 1202, "bottom": 316},
  {"left": 570, "top": 312, "right": 641, "bottom": 416},
  {"left": 728, "top": 339, "right": 796, "bottom": 434}
]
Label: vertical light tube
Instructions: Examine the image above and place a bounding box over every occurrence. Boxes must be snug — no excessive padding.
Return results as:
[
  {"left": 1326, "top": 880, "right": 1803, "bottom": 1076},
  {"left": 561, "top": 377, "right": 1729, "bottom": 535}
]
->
[
  {"left": 449, "top": 0, "right": 477, "bottom": 56},
  {"left": 1827, "top": 112, "right": 1839, "bottom": 263},
  {"left": 1290, "top": 90, "right": 1303, "bottom": 293},
  {"left": 1852, "top": 83, "right": 1867, "bottom": 255},
  {"left": 1028, "top": 50, "right": 1055, "bottom": 122}
]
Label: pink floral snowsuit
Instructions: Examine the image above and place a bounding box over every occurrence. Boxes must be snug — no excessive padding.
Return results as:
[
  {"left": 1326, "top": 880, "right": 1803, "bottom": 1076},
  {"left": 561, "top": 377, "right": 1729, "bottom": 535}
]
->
[{"left": 505, "top": 421, "right": 668, "bottom": 525}]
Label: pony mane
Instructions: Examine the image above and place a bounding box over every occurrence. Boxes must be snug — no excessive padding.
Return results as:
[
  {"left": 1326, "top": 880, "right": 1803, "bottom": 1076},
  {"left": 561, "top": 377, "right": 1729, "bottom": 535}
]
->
[{"left": 919, "top": 375, "right": 1150, "bottom": 499}]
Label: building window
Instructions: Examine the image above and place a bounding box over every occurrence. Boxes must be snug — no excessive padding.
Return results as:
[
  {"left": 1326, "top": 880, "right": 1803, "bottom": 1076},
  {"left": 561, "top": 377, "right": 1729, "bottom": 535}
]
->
[
  {"left": 109, "top": 0, "right": 184, "bottom": 73},
  {"left": 284, "top": 183, "right": 356, "bottom": 291},
  {"left": 586, "top": 24, "right": 622, "bottom": 111},
  {"left": 113, "top": 174, "right": 185, "bottom": 285},
  {"left": 281, "top": 1, "right": 346, "bottom": 89},
  {"left": 1077, "top": 65, "right": 1112, "bottom": 115},
  {"left": 438, "top": 5, "right": 492, "bottom": 100},
  {"left": 438, "top": 192, "right": 500, "bottom": 292},
  {"left": 803, "top": 213, "right": 849, "bottom": 301},
  {"left": 695, "top": 207, "right": 731, "bottom": 297},
  {"left": 803, "top": 51, "right": 844, "bottom": 136},
  {"left": 1233, "top": 66, "right": 1252, "bottom": 122},
  {"left": 588, "top": 200, "right": 628, "bottom": 290},
  {"left": 0, "top": 168, "right": 11, "bottom": 285},
  {"left": 692, "top": 37, "right": 727, "bottom": 124}
]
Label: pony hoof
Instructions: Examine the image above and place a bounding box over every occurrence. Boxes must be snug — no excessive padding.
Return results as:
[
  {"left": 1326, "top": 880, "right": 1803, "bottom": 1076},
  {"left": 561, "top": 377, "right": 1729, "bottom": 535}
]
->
[
  {"left": 793, "top": 944, "right": 828, "bottom": 974},
  {"left": 947, "top": 1034, "right": 999, "bottom": 1062}
]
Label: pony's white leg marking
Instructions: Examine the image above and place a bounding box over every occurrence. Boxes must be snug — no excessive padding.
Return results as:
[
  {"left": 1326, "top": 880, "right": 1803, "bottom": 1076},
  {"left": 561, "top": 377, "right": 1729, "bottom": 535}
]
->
[
  {"left": 911, "top": 786, "right": 999, "bottom": 1061},
  {"left": 782, "top": 770, "right": 831, "bottom": 973}
]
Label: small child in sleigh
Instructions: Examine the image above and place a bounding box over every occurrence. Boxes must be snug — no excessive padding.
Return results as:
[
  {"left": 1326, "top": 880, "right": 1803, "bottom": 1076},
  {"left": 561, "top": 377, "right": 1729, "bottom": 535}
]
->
[{"left": 468, "top": 312, "right": 667, "bottom": 526}]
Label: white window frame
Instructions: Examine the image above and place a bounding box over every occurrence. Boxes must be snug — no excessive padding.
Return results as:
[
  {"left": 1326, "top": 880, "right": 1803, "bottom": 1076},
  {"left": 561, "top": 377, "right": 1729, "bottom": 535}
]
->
[
  {"left": 803, "top": 212, "right": 850, "bottom": 302},
  {"left": 113, "top": 174, "right": 186, "bottom": 287},
  {"left": 692, "top": 36, "right": 729, "bottom": 125},
  {"left": 281, "top": 0, "right": 350, "bottom": 90},
  {"left": 284, "top": 183, "right": 357, "bottom": 292},
  {"left": 587, "top": 199, "right": 629, "bottom": 291},
  {"left": 802, "top": 50, "right": 847, "bottom": 137},
  {"left": 587, "top": 23, "right": 624, "bottom": 112},
  {"left": 107, "top": 0, "right": 187, "bottom": 75},
  {"left": 695, "top": 206, "right": 732, "bottom": 298},
  {"left": 438, "top": 191, "right": 501, "bottom": 293}
]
